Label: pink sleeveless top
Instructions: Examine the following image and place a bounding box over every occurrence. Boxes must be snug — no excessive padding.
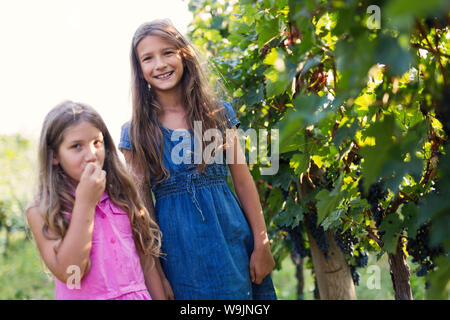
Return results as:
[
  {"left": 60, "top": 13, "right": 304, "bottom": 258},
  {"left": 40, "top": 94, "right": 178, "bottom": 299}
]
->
[{"left": 55, "top": 192, "right": 151, "bottom": 300}]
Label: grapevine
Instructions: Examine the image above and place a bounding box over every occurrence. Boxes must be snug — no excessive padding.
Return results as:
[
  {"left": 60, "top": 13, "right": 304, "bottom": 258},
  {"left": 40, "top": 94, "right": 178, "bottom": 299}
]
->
[
  {"left": 358, "top": 178, "right": 387, "bottom": 230},
  {"left": 334, "top": 227, "right": 357, "bottom": 255},
  {"left": 188, "top": 0, "right": 450, "bottom": 299},
  {"left": 306, "top": 211, "right": 329, "bottom": 256},
  {"left": 406, "top": 222, "right": 445, "bottom": 277},
  {"left": 288, "top": 221, "right": 308, "bottom": 259}
]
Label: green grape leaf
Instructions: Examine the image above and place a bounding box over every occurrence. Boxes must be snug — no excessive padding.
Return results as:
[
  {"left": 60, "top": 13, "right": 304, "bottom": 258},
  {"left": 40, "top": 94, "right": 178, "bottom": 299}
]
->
[
  {"left": 289, "top": 152, "right": 309, "bottom": 176},
  {"left": 397, "top": 202, "right": 419, "bottom": 239},
  {"left": 256, "top": 16, "right": 283, "bottom": 47},
  {"left": 277, "top": 108, "right": 306, "bottom": 154},
  {"left": 376, "top": 35, "right": 412, "bottom": 76},
  {"left": 360, "top": 115, "right": 399, "bottom": 192},
  {"left": 263, "top": 49, "right": 298, "bottom": 98},
  {"left": 272, "top": 163, "right": 294, "bottom": 191},
  {"left": 243, "top": 83, "right": 265, "bottom": 106},
  {"left": 276, "top": 197, "right": 304, "bottom": 229},
  {"left": 291, "top": 93, "right": 332, "bottom": 126},
  {"left": 379, "top": 212, "right": 403, "bottom": 254},
  {"left": 267, "top": 188, "right": 284, "bottom": 213},
  {"left": 333, "top": 119, "right": 359, "bottom": 148},
  {"left": 316, "top": 175, "right": 345, "bottom": 225},
  {"left": 300, "top": 55, "right": 321, "bottom": 76},
  {"left": 425, "top": 256, "right": 450, "bottom": 300}
]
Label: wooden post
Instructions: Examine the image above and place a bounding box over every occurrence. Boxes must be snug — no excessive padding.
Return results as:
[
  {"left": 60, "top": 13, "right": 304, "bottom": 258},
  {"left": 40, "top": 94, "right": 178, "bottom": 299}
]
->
[{"left": 307, "top": 229, "right": 356, "bottom": 300}]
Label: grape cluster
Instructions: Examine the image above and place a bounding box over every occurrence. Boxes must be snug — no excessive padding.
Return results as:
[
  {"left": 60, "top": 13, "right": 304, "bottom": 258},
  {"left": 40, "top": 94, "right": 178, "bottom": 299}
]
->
[
  {"left": 416, "top": 264, "right": 428, "bottom": 277},
  {"left": 352, "top": 154, "right": 362, "bottom": 165},
  {"left": 358, "top": 178, "right": 386, "bottom": 203},
  {"left": 348, "top": 249, "right": 369, "bottom": 286},
  {"left": 334, "top": 226, "right": 368, "bottom": 286},
  {"left": 321, "top": 167, "right": 335, "bottom": 191},
  {"left": 281, "top": 188, "right": 290, "bottom": 200},
  {"left": 306, "top": 211, "right": 330, "bottom": 255},
  {"left": 355, "top": 249, "right": 369, "bottom": 268},
  {"left": 350, "top": 266, "right": 360, "bottom": 286},
  {"left": 288, "top": 221, "right": 308, "bottom": 258},
  {"left": 371, "top": 202, "right": 384, "bottom": 229},
  {"left": 358, "top": 178, "right": 387, "bottom": 229},
  {"left": 334, "top": 227, "right": 357, "bottom": 255},
  {"left": 406, "top": 222, "right": 445, "bottom": 277}
]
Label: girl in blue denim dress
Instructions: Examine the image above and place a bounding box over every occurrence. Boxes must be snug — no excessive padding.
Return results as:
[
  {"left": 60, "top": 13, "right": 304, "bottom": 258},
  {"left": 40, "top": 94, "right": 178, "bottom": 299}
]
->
[{"left": 119, "top": 19, "right": 277, "bottom": 300}]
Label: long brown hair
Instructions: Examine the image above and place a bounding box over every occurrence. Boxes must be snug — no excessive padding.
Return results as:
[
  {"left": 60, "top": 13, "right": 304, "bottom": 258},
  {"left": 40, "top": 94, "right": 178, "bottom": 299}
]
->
[
  {"left": 129, "top": 19, "right": 228, "bottom": 187},
  {"left": 37, "top": 100, "right": 161, "bottom": 259}
]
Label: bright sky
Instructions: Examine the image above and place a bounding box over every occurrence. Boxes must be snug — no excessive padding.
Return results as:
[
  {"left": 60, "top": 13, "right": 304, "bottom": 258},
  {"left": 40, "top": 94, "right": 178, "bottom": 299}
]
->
[{"left": 0, "top": 0, "right": 193, "bottom": 147}]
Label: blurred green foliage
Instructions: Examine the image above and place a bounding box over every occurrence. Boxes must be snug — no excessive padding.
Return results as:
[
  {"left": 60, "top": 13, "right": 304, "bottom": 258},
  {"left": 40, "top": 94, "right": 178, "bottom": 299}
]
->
[
  {"left": 0, "top": 134, "right": 37, "bottom": 254},
  {"left": 0, "top": 233, "right": 54, "bottom": 299}
]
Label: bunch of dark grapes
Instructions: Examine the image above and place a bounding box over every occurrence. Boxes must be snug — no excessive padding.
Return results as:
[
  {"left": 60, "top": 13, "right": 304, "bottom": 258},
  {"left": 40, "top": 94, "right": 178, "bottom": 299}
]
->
[
  {"left": 353, "top": 154, "right": 362, "bottom": 165},
  {"left": 371, "top": 202, "right": 384, "bottom": 229},
  {"left": 287, "top": 221, "right": 308, "bottom": 258},
  {"left": 334, "top": 227, "right": 357, "bottom": 255},
  {"left": 358, "top": 178, "right": 387, "bottom": 230},
  {"left": 350, "top": 266, "right": 360, "bottom": 286},
  {"left": 358, "top": 178, "right": 387, "bottom": 204},
  {"left": 416, "top": 264, "right": 428, "bottom": 277},
  {"left": 367, "top": 182, "right": 386, "bottom": 205},
  {"left": 334, "top": 226, "right": 368, "bottom": 286},
  {"left": 306, "top": 211, "right": 330, "bottom": 255},
  {"left": 349, "top": 249, "right": 369, "bottom": 286},
  {"left": 355, "top": 249, "right": 369, "bottom": 268},
  {"left": 321, "top": 167, "right": 336, "bottom": 191},
  {"left": 406, "top": 222, "right": 445, "bottom": 277},
  {"left": 281, "top": 188, "right": 290, "bottom": 200}
]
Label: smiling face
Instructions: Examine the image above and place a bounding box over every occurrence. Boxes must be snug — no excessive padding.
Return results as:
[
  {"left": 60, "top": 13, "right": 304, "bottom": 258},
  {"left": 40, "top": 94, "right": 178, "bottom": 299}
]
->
[
  {"left": 53, "top": 121, "right": 105, "bottom": 183},
  {"left": 136, "top": 35, "right": 184, "bottom": 96}
]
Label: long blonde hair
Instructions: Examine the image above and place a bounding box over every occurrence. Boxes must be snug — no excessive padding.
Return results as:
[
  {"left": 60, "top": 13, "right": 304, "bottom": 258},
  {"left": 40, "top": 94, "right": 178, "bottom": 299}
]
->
[
  {"left": 37, "top": 100, "right": 161, "bottom": 259},
  {"left": 129, "top": 19, "right": 229, "bottom": 187}
]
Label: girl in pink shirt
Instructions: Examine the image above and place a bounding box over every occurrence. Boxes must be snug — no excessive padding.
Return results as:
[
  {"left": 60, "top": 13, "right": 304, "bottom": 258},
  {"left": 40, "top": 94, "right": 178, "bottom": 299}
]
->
[{"left": 26, "top": 100, "right": 165, "bottom": 300}]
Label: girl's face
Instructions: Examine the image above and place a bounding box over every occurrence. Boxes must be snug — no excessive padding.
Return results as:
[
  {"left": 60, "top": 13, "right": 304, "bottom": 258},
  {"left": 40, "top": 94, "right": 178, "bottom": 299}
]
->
[
  {"left": 53, "top": 121, "right": 105, "bottom": 183},
  {"left": 136, "top": 35, "right": 184, "bottom": 96}
]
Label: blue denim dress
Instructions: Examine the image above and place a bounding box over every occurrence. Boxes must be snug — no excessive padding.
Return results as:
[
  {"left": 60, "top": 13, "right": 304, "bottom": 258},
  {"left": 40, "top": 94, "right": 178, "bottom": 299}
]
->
[{"left": 119, "top": 102, "right": 277, "bottom": 300}]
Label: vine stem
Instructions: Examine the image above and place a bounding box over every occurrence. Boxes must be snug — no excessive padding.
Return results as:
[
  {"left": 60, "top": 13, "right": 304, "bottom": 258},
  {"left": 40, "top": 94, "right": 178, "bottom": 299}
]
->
[
  {"left": 338, "top": 215, "right": 384, "bottom": 248},
  {"left": 410, "top": 42, "right": 450, "bottom": 59},
  {"left": 332, "top": 60, "right": 337, "bottom": 93},
  {"left": 421, "top": 121, "right": 444, "bottom": 186},
  {"left": 415, "top": 18, "right": 447, "bottom": 87},
  {"left": 399, "top": 191, "right": 417, "bottom": 203},
  {"left": 366, "top": 226, "right": 384, "bottom": 248}
]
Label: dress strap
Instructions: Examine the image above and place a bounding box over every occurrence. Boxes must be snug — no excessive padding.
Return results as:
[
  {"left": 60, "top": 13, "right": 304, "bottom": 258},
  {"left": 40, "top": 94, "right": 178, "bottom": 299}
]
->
[{"left": 186, "top": 172, "right": 206, "bottom": 222}]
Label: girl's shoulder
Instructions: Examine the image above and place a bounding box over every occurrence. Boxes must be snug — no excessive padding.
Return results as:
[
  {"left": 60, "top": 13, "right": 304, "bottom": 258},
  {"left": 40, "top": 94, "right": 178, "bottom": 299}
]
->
[
  {"left": 25, "top": 203, "right": 40, "bottom": 221},
  {"left": 118, "top": 121, "right": 131, "bottom": 151},
  {"left": 25, "top": 202, "right": 46, "bottom": 239},
  {"left": 25, "top": 195, "right": 40, "bottom": 215}
]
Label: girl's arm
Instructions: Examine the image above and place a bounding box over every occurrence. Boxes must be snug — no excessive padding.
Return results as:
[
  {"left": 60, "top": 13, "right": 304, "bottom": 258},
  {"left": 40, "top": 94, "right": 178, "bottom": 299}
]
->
[
  {"left": 227, "top": 127, "right": 275, "bottom": 285},
  {"left": 138, "top": 253, "right": 166, "bottom": 300},
  {"left": 26, "top": 163, "right": 106, "bottom": 284},
  {"left": 122, "top": 149, "right": 175, "bottom": 300}
]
